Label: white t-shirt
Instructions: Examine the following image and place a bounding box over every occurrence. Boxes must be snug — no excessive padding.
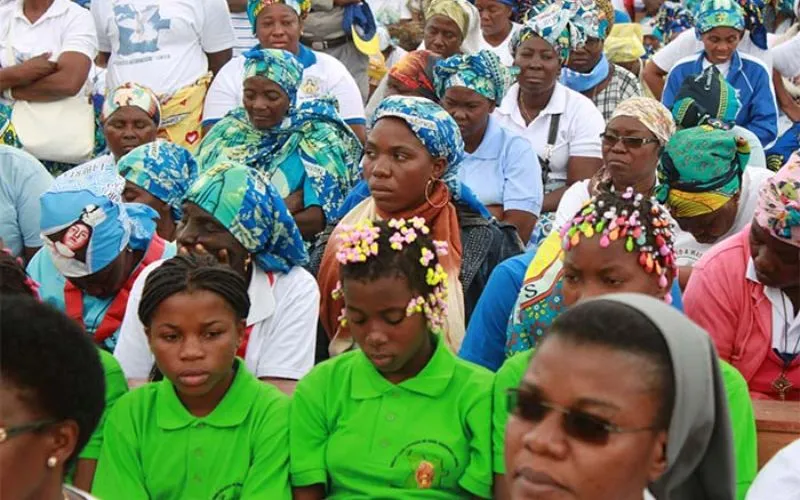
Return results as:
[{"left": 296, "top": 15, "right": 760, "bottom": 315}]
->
[
  {"left": 479, "top": 22, "right": 521, "bottom": 67},
  {"left": 652, "top": 29, "right": 777, "bottom": 74},
  {"left": 674, "top": 167, "right": 773, "bottom": 267},
  {"left": 494, "top": 82, "right": 604, "bottom": 182},
  {"left": 203, "top": 49, "right": 367, "bottom": 124},
  {"left": 0, "top": 0, "right": 96, "bottom": 92},
  {"left": 772, "top": 33, "right": 800, "bottom": 79},
  {"left": 746, "top": 439, "right": 800, "bottom": 499},
  {"left": 91, "top": 0, "right": 235, "bottom": 94},
  {"left": 229, "top": 11, "right": 256, "bottom": 57},
  {"left": 114, "top": 261, "right": 319, "bottom": 380}
]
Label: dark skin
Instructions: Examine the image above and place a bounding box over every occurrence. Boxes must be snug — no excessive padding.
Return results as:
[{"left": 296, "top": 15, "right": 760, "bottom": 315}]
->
[
  {"left": 253, "top": 3, "right": 366, "bottom": 143},
  {"left": 363, "top": 118, "right": 447, "bottom": 214},
  {"left": 774, "top": 69, "right": 800, "bottom": 123},
  {"left": 569, "top": 38, "right": 614, "bottom": 99},
  {"left": 104, "top": 106, "right": 159, "bottom": 161},
  {"left": 642, "top": 60, "right": 668, "bottom": 101},
  {"left": 146, "top": 290, "right": 245, "bottom": 417},
  {"left": 0, "top": 383, "right": 82, "bottom": 500},
  {"left": 175, "top": 202, "right": 299, "bottom": 394},
  {"left": 242, "top": 76, "right": 326, "bottom": 238},
  {"left": 643, "top": 0, "right": 665, "bottom": 17},
  {"left": 1, "top": 0, "right": 91, "bottom": 101},
  {"left": 602, "top": 116, "right": 660, "bottom": 194},
  {"left": 476, "top": 0, "right": 513, "bottom": 46},
  {"left": 295, "top": 274, "right": 436, "bottom": 500},
  {"left": 423, "top": 15, "right": 464, "bottom": 58},
  {"left": 504, "top": 337, "right": 668, "bottom": 500},
  {"left": 749, "top": 222, "right": 800, "bottom": 312},
  {"left": 66, "top": 247, "right": 143, "bottom": 299},
  {"left": 442, "top": 86, "right": 537, "bottom": 242},
  {"left": 701, "top": 27, "right": 742, "bottom": 65},
  {"left": 616, "top": 59, "right": 641, "bottom": 77},
  {"left": 514, "top": 37, "right": 602, "bottom": 212},
  {"left": 122, "top": 181, "right": 176, "bottom": 241}
]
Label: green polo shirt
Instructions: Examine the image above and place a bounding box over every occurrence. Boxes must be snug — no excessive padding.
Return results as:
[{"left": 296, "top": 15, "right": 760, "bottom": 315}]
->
[
  {"left": 93, "top": 360, "right": 291, "bottom": 500},
  {"left": 490, "top": 350, "right": 758, "bottom": 500},
  {"left": 290, "top": 336, "right": 494, "bottom": 499},
  {"left": 80, "top": 350, "right": 129, "bottom": 461},
  {"left": 491, "top": 350, "right": 533, "bottom": 475}
]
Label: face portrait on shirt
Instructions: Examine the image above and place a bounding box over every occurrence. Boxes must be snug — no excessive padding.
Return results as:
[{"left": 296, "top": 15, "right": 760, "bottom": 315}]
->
[
  {"left": 342, "top": 274, "right": 432, "bottom": 383},
  {"left": 749, "top": 221, "right": 800, "bottom": 289},
  {"left": 255, "top": 3, "right": 302, "bottom": 56},
  {"left": 504, "top": 331, "right": 669, "bottom": 499},
  {"left": 243, "top": 76, "right": 291, "bottom": 131},
  {"left": 567, "top": 37, "right": 604, "bottom": 74},
  {"left": 513, "top": 37, "right": 561, "bottom": 95},
  {"left": 176, "top": 202, "right": 251, "bottom": 280},
  {"left": 602, "top": 116, "right": 661, "bottom": 191},
  {"left": 363, "top": 117, "right": 446, "bottom": 214},
  {"left": 424, "top": 15, "right": 464, "bottom": 58},
  {"left": 475, "top": 0, "right": 512, "bottom": 42},
  {"left": 441, "top": 86, "right": 495, "bottom": 147},
  {"left": 701, "top": 27, "right": 743, "bottom": 65},
  {"left": 145, "top": 288, "right": 245, "bottom": 405},
  {"left": 103, "top": 106, "right": 159, "bottom": 161},
  {"left": 562, "top": 236, "right": 670, "bottom": 306}
]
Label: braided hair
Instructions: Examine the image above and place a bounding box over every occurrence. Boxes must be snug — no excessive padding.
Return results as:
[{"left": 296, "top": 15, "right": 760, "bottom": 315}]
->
[
  {"left": 138, "top": 253, "right": 250, "bottom": 327},
  {"left": 138, "top": 253, "right": 250, "bottom": 381}
]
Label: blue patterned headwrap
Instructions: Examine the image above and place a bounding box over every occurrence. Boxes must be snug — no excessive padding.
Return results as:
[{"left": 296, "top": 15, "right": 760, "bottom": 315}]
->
[
  {"left": 40, "top": 165, "right": 158, "bottom": 278},
  {"left": 511, "top": 2, "right": 588, "bottom": 64},
  {"left": 371, "top": 95, "right": 465, "bottom": 200},
  {"left": 183, "top": 162, "right": 308, "bottom": 273},
  {"left": 243, "top": 48, "right": 304, "bottom": 106},
  {"left": 117, "top": 140, "right": 199, "bottom": 222},
  {"left": 695, "top": 0, "right": 746, "bottom": 35},
  {"left": 434, "top": 50, "right": 518, "bottom": 105}
]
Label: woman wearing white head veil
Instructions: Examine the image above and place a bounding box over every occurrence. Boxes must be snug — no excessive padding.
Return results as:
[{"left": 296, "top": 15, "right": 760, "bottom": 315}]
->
[{"left": 503, "top": 293, "right": 736, "bottom": 500}]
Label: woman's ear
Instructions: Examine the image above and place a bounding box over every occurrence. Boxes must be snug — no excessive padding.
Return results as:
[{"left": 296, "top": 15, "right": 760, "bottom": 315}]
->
[
  {"left": 431, "top": 158, "right": 447, "bottom": 179},
  {"left": 47, "top": 420, "right": 79, "bottom": 470},
  {"left": 235, "top": 319, "right": 247, "bottom": 350},
  {"left": 647, "top": 430, "right": 670, "bottom": 483}
]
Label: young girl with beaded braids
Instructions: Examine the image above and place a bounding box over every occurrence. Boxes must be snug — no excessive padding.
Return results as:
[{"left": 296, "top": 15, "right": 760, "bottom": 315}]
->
[
  {"left": 291, "top": 218, "right": 494, "bottom": 499},
  {"left": 93, "top": 254, "right": 291, "bottom": 499}
]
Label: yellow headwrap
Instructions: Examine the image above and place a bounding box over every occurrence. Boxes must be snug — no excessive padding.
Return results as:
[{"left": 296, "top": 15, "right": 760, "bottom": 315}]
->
[
  {"left": 605, "top": 23, "right": 646, "bottom": 63},
  {"left": 425, "top": 0, "right": 469, "bottom": 37}
]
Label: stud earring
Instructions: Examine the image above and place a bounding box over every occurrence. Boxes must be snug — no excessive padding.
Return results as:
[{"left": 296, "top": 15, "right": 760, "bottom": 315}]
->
[{"left": 46, "top": 456, "right": 57, "bottom": 468}]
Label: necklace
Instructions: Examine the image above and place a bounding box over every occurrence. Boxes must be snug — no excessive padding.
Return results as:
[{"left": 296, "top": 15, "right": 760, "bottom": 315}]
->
[
  {"left": 772, "top": 297, "right": 800, "bottom": 400},
  {"left": 518, "top": 94, "right": 539, "bottom": 125}
]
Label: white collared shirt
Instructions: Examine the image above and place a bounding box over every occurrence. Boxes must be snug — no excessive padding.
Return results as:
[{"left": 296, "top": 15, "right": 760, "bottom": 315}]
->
[
  {"left": 745, "top": 259, "right": 800, "bottom": 352},
  {"left": 478, "top": 23, "right": 521, "bottom": 67},
  {"left": 114, "top": 260, "right": 319, "bottom": 380},
  {"left": 493, "top": 82, "right": 604, "bottom": 182}
]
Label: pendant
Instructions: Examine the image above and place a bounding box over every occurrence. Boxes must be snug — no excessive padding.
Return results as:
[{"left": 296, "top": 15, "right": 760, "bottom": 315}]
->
[{"left": 772, "top": 373, "right": 794, "bottom": 401}]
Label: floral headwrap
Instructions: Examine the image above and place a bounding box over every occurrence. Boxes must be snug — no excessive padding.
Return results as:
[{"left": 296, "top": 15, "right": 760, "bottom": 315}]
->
[
  {"left": 651, "top": 1, "right": 695, "bottom": 42},
  {"left": 102, "top": 82, "right": 162, "bottom": 127},
  {"left": 183, "top": 162, "right": 308, "bottom": 273},
  {"left": 332, "top": 218, "right": 450, "bottom": 333},
  {"left": 387, "top": 50, "right": 442, "bottom": 102},
  {"left": 733, "top": 0, "right": 767, "bottom": 49},
  {"left": 372, "top": 96, "right": 465, "bottom": 200},
  {"left": 117, "top": 140, "right": 199, "bottom": 222},
  {"left": 656, "top": 125, "right": 751, "bottom": 218},
  {"left": 243, "top": 48, "right": 304, "bottom": 106},
  {"left": 695, "top": 0, "right": 746, "bottom": 36},
  {"left": 433, "top": 50, "right": 517, "bottom": 105},
  {"left": 511, "top": 2, "right": 588, "bottom": 64},
  {"left": 754, "top": 153, "right": 800, "bottom": 248},
  {"left": 672, "top": 66, "right": 740, "bottom": 129},
  {"left": 611, "top": 97, "right": 676, "bottom": 146},
  {"left": 569, "top": 0, "right": 614, "bottom": 40},
  {"left": 0, "top": 103, "right": 19, "bottom": 147},
  {"left": 39, "top": 165, "right": 158, "bottom": 278},
  {"left": 246, "top": 0, "right": 311, "bottom": 29}
]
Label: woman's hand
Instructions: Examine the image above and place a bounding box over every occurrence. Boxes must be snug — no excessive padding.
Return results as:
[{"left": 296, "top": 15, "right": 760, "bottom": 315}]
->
[
  {"left": 178, "top": 244, "right": 232, "bottom": 266},
  {"left": 284, "top": 190, "right": 305, "bottom": 215},
  {"left": 3, "top": 53, "right": 56, "bottom": 89}
]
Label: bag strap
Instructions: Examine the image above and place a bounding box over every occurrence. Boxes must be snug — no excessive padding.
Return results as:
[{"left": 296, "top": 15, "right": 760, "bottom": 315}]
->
[{"left": 539, "top": 113, "right": 562, "bottom": 183}]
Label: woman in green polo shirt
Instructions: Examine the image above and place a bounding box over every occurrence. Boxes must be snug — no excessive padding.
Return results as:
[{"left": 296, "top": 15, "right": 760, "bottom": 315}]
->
[
  {"left": 291, "top": 218, "right": 494, "bottom": 499},
  {"left": 93, "top": 254, "right": 291, "bottom": 499}
]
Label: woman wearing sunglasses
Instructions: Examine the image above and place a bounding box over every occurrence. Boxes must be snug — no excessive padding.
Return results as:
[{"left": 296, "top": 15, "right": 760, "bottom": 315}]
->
[
  {"left": 503, "top": 294, "right": 736, "bottom": 499},
  {"left": 0, "top": 296, "right": 106, "bottom": 500}
]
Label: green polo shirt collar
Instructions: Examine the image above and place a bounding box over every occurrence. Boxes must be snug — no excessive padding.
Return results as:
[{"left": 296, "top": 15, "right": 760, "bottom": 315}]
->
[
  {"left": 156, "top": 359, "right": 255, "bottom": 430},
  {"left": 350, "top": 335, "right": 456, "bottom": 400}
]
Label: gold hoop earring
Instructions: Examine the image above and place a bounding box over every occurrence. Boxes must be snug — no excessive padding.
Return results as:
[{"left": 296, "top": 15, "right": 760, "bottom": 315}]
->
[
  {"left": 425, "top": 178, "right": 449, "bottom": 209},
  {"left": 47, "top": 456, "right": 57, "bottom": 468}
]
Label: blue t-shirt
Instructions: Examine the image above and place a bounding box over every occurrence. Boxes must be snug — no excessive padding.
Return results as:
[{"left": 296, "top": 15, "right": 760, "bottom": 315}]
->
[
  {"left": 27, "top": 240, "right": 177, "bottom": 352},
  {"left": 459, "top": 252, "right": 685, "bottom": 371},
  {"left": 0, "top": 146, "right": 53, "bottom": 257}
]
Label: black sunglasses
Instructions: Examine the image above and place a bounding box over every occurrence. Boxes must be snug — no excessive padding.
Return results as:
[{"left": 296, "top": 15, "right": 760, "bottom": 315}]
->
[
  {"left": 0, "top": 419, "right": 58, "bottom": 444},
  {"left": 507, "top": 388, "right": 656, "bottom": 445},
  {"left": 600, "top": 132, "right": 660, "bottom": 149}
]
